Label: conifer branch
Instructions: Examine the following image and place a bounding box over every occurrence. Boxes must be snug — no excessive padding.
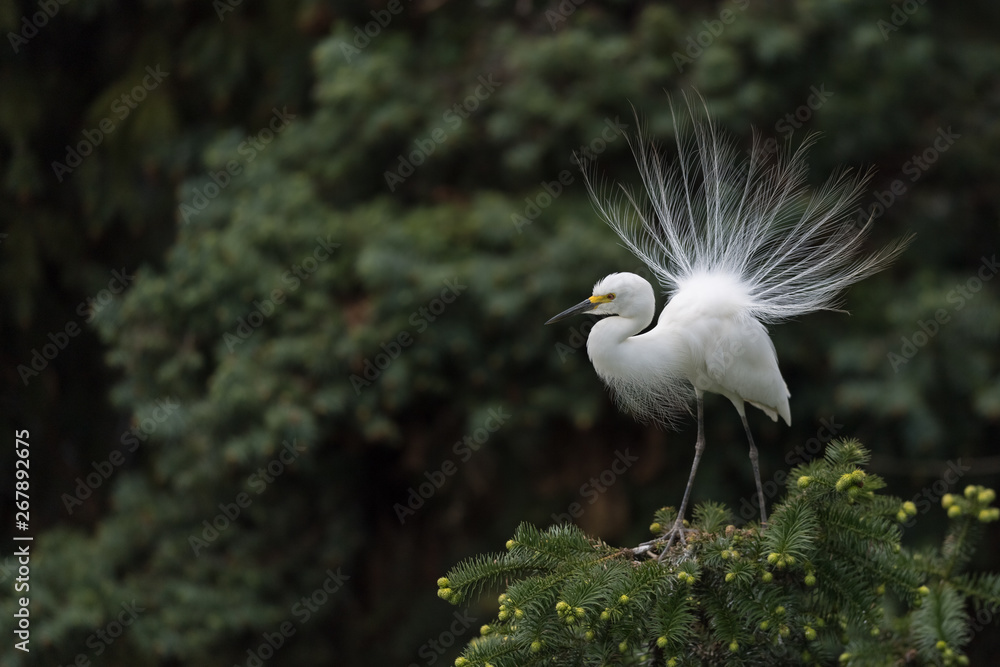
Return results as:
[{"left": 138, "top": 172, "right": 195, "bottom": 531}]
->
[{"left": 438, "top": 441, "right": 999, "bottom": 665}]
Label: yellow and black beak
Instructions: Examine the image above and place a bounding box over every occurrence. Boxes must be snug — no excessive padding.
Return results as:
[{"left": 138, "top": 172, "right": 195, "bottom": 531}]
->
[{"left": 544, "top": 295, "right": 611, "bottom": 325}]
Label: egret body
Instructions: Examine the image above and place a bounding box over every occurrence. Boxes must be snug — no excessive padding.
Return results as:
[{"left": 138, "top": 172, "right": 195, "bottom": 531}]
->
[{"left": 546, "top": 101, "right": 909, "bottom": 552}]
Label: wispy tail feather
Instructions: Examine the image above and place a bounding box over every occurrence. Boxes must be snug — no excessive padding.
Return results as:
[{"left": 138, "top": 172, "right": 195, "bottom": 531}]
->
[{"left": 582, "top": 95, "right": 912, "bottom": 324}]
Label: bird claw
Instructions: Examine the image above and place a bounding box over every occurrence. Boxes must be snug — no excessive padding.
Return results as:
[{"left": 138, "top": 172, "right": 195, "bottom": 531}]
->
[{"left": 653, "top": 517, "right": 691, "bottom": 561}]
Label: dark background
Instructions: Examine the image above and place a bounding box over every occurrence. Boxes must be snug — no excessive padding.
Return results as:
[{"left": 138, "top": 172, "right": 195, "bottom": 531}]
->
[{"left": 2, "top": 0, "right": 999, "bottom": 664}]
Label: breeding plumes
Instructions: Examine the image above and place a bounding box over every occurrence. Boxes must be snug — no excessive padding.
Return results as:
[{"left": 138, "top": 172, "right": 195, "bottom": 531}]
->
[{"left": 546, "top": 98, "right": 910, "bottom": 553}]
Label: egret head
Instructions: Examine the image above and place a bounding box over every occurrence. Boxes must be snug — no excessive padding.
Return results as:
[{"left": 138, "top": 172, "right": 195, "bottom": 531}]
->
[{"left": 545, "top": 272, "right": 654, "bottom": 324}]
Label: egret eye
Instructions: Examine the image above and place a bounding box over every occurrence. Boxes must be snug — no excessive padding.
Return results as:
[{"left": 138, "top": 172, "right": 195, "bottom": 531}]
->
[{"left": 607, "top": 293, "right": 616, "bottom": 300}]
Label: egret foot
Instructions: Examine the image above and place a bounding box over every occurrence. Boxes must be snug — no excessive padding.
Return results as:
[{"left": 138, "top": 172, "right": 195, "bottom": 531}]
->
[{"left": 655, "top": 516, "right": 692, "bottom": 561}]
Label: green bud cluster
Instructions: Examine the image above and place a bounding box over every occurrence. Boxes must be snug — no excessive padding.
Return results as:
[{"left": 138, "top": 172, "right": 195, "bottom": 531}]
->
[
  {"left": 835, "top": 469, "right": 866, "bottom": 492},
  {"left": 935, "top": 640, "right": 971, "bottom": 666},
  {"left": 767, "top": 551, "right": 796, "bottom": 569},
  {"left": 941, "top": 486, "right": 999, "bottom": 522},
  {"left": 555, "top": 600, "right": 585, "bottom": 625},
  {"left": 897, "top": 500, "right": 918, "bottom": 522},
  {"left": 436, "top": 577, "right": 463, "bottom": 604},
  {"left": 495, "top": 593, "right": 524, "bottom": 626}
]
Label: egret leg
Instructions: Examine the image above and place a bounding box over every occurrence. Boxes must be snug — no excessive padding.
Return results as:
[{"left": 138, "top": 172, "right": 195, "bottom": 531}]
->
[
  {"left": 659, "top": 392, "right": 705, "bottom": 559},
  {"left": 740, "top": 413, "right": 768, "bottom": 526}
]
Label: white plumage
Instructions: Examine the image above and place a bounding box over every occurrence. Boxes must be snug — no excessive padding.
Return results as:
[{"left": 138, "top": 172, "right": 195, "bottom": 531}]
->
[{"left": 546, "top": 99, "right": 910, "bottom": 552}]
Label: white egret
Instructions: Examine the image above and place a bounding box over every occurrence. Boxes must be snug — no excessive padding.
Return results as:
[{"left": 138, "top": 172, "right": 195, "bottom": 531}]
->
[{"left": 546, "top": 100, "right": 910, "bottom": 552}]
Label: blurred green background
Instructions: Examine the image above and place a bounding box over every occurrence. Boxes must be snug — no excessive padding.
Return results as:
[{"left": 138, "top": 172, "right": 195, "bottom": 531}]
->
[{"left": 2, "top": 0, "right": 999, "bottom": 664}]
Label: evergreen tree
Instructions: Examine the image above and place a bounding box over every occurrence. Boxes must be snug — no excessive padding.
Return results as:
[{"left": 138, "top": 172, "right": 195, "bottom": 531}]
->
[{"left": 440, "top": 442, "right": 1000, "bottom": 665}]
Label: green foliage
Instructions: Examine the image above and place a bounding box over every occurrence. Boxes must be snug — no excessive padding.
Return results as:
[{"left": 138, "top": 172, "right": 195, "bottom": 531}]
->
[
  {"left": 440, "top": 442, "right": 998, "bottom": 666},
  {"left": 4, "top": 1, "right": 1000, "bottom": 665}
]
